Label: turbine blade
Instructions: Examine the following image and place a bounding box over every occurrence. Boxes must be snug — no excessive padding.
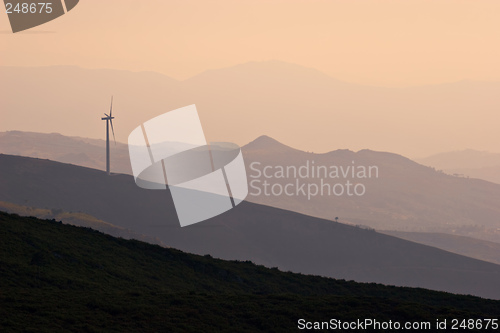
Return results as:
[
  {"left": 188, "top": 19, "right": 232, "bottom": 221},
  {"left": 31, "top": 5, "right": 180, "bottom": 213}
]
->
[
  {"left": 110, "top": 119, "right": 116, "bottom": 145},
  {"left": 104, "top": 113, "right": 109, "bottom": 117},
  {"left": 109, "top": 96, "right": 113, "bottom": 117}
]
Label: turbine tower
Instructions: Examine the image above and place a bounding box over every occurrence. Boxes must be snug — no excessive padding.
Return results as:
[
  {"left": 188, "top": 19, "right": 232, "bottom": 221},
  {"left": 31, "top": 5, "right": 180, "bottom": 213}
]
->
[{"left": 101, "top": 96, "right": 115, "bottom": 175}]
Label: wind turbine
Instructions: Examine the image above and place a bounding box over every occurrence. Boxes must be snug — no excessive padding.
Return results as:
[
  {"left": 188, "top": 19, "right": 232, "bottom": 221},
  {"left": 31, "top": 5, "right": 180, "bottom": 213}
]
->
[{"left": 101, "top": 96, "right": 115, "bottom": 175}]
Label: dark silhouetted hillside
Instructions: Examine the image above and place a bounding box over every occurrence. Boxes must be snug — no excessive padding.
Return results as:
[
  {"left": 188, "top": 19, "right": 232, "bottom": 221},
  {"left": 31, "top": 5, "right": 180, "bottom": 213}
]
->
[{"left": 1, "top": 212, "right": 500, "bottom": 332}]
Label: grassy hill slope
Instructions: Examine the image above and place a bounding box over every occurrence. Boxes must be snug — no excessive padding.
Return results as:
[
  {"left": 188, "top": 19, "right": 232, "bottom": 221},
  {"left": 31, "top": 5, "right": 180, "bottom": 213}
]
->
[{"left": 1, "top": 212, "right": 500, "bottom": 332}]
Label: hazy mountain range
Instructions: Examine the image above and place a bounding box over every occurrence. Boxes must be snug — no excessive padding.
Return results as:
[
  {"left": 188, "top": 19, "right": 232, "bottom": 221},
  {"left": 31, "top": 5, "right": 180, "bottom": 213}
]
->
[
  {"left": 1, "top": 63, "right": 500, "bottom": 157},
  {"left": 242, "top": 136, "right": 500, "bottom": 243},
  {"left": 1, "top": 153, "right": 500, "bottom": 299},
  {"left": 0, "top": 131, "right": 132, "bottom": 174},
  {"left": 417, "top": 149, "right": 500, "bottom": 185},
  {"left": 2, "top": 130, "right": 500, "bottom": 253}
]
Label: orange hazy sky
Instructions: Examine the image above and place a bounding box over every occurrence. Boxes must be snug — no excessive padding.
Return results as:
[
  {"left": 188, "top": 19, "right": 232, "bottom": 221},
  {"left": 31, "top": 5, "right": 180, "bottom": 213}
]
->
[{"left": 1, "top": 0, "right": 500, "bottom": 87}]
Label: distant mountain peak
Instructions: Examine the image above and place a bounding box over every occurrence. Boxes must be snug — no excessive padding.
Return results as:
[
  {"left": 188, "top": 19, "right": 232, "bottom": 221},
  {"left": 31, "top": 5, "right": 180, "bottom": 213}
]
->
[
  {"left": 243, "top": 135, "right": 297, "bottom": 153},
  {"left": 251, "top": 135, "right": 281, "bottom": 144}
]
